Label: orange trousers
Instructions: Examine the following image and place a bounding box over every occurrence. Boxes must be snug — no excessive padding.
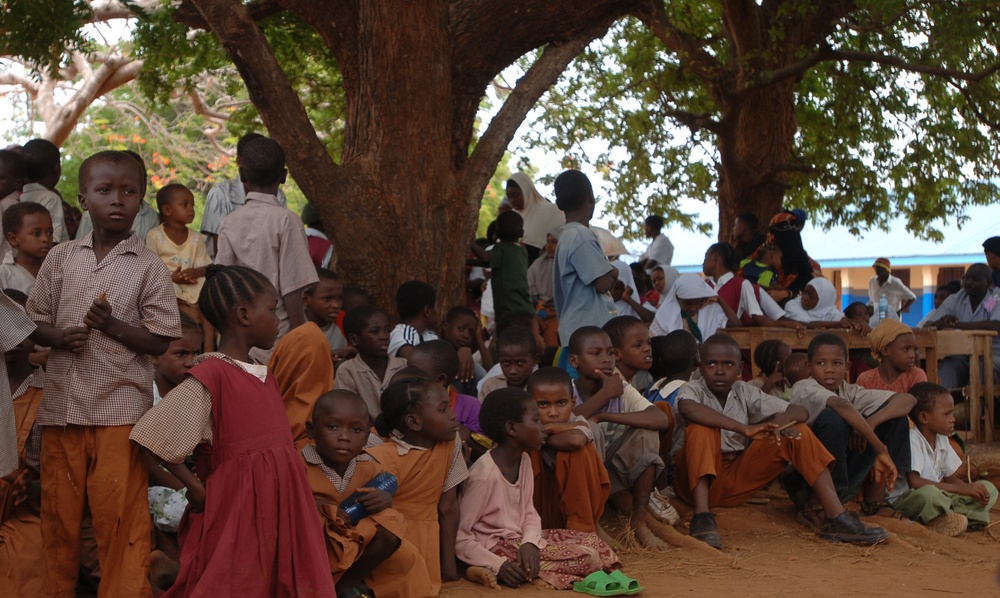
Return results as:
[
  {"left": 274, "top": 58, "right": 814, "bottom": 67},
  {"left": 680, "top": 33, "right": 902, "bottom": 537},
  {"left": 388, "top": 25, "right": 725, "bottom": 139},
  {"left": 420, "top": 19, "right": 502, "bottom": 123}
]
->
[
  {"left": 673, "top": 423, "right": 833, "bottom": 508},
  {"left": 531, "top": 443, "right": 611, "bottom": 533},
  {"left": 41, "top": 425, "right": 151, "bottom": 598}
]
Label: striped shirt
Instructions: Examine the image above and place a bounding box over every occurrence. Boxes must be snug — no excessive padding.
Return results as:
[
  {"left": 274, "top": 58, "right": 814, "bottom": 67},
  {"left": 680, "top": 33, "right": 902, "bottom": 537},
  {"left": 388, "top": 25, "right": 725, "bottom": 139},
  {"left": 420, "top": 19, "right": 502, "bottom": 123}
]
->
[
  {"left": 26, "top": 232, "right": 181, "bottom": 426},
  {"left": 214, "top": 192, "right": 317, "bottom": 338},
  {"left": 0, "top": 292, "right": 37, "bottom": 476},
  {"left": 388, "top": 323, "right": 438, "bottom": 358}
]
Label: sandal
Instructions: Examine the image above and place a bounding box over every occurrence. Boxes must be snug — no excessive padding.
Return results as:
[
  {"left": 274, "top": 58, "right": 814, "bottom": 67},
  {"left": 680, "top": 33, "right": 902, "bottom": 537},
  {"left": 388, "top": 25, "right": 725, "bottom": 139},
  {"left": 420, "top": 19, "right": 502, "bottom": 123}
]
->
[
  {"left": 572, "top": 571, "right": 626, "bottom": 596},
  {"left": 609, "top": 570, "right": 644, "bottom": 595}
]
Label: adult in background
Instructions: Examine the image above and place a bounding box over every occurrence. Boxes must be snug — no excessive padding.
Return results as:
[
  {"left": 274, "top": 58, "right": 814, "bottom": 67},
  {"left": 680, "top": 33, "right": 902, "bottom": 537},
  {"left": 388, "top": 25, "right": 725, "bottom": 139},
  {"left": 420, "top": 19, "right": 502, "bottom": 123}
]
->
[
  {"left": 637, "top": 214, "right": 673, "bottom": 274},
  {"left": 507, "top": 173, "right": 564, "bottom": 264},
  {"left": 922, "top": 264, "right": 1000, "bottom": 389},
  {"left": 867, "top": 257, "right": 916, "bottom": 317},
  {"left": 731, "top": 212, "right": 766, "bottom": 261},
  {"left": 766, "top": 210, "right": 820, "bottom": 304},
  {"left": 201, "top": 132, "right": 288, "bottom": 255},
  {"left": 984, "top": 236, "right": 1000, "bottom": 288}
]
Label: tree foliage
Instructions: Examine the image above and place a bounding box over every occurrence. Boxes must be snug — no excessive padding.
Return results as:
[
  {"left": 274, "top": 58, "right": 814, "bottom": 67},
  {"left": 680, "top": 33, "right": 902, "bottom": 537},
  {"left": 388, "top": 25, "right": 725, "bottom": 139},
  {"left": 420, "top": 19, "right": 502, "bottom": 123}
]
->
[{"left": 526, "top": 0, "right": 1000, "bottom": 241}]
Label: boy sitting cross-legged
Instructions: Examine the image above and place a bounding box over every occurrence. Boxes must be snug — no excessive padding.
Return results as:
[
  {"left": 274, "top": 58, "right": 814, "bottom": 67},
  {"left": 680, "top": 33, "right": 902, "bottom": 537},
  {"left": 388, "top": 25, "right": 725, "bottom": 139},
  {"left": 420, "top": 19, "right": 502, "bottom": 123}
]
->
[
  {"left": 889, "top": 382, "right": 998, "bottom": 536},
  {"left": 789, "top": 333, "right": 915, "bottom": 517},
  {"left": 526, "top": 367, "right": 611, "bottom": 536},
  {"left": 569, "top": 326, "right": 672, "bottom": 549},
  {"left": 672, "top": 334, "right": 888, "bottom": 549}
]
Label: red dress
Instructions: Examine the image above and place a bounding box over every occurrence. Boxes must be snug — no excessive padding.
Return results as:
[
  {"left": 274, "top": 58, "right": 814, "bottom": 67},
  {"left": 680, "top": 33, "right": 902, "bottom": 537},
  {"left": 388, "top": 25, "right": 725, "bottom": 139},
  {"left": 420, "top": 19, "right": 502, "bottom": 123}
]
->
[{"left": 164, "top": 358, "right": 335, "bottom": 597}]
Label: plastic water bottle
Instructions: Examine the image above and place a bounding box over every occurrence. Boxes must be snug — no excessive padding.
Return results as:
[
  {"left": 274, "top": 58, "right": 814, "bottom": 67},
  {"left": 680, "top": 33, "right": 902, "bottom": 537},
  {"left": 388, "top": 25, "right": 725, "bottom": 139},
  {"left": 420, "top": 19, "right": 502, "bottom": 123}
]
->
[
  {"left": 878, "top": 294, "right": 888, "bottom": 322},
  {"left": 339, "top": 472, "right": 399, "bottom": 525}
]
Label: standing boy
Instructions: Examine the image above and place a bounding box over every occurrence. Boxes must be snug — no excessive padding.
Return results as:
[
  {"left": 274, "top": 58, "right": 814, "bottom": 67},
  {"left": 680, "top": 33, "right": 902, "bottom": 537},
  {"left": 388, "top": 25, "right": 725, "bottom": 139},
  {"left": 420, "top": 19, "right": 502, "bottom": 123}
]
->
[
  {"left": 468, "top": 211, "right": 533, "bottom": 321},
  {"left": 215, "top": 137, "right": 317, "bottom": 358},
  {"left": 552, "top": 170, "right": 617, "bottom": 346},
  {"left": 19, "top": 139, "right": 67, "bottom": 243},
  {"left": 570, "top": 326, "right": 671, "bottom": 549},
  {"left": 673, "top": 334, "right": 888, "bottom": 549},
  {"left": 27, "top": 150, "right": 181, "bottom": 596}
]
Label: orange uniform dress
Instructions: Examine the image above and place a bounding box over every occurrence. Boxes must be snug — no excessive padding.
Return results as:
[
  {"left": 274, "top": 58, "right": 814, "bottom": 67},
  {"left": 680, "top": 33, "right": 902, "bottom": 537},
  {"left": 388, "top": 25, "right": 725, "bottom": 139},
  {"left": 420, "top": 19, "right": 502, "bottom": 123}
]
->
[
  {"left": 268, "top": 322, "right": 335, "bottom": 449},
  {"left": 301, "top": 446, "right": 432, "bottom": 597},
  {"left": 0, "top": 370, "right": 44, "bottom": 597},
  {"left": 366, "top": 434, "right": 468, "bottom": 596}
]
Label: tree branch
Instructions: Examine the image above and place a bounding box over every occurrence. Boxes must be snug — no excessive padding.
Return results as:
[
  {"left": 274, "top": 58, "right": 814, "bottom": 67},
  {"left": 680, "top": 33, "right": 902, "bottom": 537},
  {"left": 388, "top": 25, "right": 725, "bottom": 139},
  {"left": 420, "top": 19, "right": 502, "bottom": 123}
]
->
[
  {"left": 634, "top": 0, "right": 726, "bottom": 83},
  {"left": 88, "top": 0, "right": 161, "bottom": 22},
  {"left": 464, "top": 37, "right": 592, "bottom": 201},
  {"left": 658, "top": 108, "right": 722, "bottom": 135},
  {"left": 828, "top": 48, "right": 1000, "bottom": 82}
]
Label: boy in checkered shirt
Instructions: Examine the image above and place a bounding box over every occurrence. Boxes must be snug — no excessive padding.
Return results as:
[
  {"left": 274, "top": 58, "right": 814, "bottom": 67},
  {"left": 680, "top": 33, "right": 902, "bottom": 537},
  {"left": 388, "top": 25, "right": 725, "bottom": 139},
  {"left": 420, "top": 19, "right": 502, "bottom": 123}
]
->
[{"left": 26, "top": 150, "right": 180, "bottom": 596}]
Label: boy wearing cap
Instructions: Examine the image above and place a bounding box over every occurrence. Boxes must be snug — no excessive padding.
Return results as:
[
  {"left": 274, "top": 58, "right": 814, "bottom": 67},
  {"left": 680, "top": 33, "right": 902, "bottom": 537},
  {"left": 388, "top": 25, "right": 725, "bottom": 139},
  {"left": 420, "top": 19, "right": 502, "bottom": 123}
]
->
[{"left": 867, "top": 258, "right": 916, "bottom": 317}]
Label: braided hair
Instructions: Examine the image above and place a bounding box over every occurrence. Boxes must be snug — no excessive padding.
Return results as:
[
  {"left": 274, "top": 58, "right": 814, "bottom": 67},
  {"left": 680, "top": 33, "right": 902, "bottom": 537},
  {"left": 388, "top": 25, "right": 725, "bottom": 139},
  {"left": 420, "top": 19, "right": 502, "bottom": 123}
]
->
[
  {"left": 707, "top": 242, "right": 741, "bottom": 274},
  {"left": 374, "top": 376, "right": 439, "bottom": 437},
  {"left": 197, "top": 264, "right": 272, "bottom": 331},
  {"left": 753, "top": 340, "right": 789, "bottom": 377}
]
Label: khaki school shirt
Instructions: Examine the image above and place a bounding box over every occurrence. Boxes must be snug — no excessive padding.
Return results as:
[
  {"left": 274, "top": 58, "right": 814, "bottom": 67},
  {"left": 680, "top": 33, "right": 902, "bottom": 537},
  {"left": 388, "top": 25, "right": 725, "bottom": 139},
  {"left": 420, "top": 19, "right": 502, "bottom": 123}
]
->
[
  {"left": 790, "top": 378, "right": 894, "bottom": 426},
  {"left": 672, "top": 378, "right": 788, "bottom": 457}
]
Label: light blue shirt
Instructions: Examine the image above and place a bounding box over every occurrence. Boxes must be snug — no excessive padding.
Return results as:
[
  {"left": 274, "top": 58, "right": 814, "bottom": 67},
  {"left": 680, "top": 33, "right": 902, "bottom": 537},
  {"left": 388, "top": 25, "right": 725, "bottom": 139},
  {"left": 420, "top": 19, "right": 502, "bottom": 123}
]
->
[{"left": 552, "top": 222, "right": 614, "bottom": 343}]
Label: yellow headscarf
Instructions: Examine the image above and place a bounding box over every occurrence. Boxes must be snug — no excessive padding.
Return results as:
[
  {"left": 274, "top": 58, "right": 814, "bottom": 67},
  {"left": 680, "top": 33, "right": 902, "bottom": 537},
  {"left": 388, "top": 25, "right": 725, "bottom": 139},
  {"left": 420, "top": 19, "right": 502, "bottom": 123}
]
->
[{"left": 868, "top": 319, "right": 913, "bottom": 361}]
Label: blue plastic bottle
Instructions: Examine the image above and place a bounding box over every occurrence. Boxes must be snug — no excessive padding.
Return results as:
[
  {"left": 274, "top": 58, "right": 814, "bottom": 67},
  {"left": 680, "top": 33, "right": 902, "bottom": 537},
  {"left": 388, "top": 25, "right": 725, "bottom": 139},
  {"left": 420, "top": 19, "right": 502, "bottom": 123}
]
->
[
  {"left": 878, "top": 294, "right": 888, "bottom": 322},
  {"left": 339, "top": 472, "right": 399, "bottom": 525}
]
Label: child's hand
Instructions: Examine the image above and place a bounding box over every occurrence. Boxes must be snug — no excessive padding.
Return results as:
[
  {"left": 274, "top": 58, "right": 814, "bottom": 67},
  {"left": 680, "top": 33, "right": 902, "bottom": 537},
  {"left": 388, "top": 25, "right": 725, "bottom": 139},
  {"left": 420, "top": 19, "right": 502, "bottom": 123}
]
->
[
  {"left": 355, "top": 487, "right": 392, "bottom": 514},
  {"left": 11, "top": 469, "right": 39, "bottom": 507},
  {"left": 871, "top": 452, "right": 897, "bottom": 492},
  {"left": 964, "top": 482, "right": 992, "bottom": 505},
  {"left": 457, "top": 346, "right": 475, "bottom": 382},
  {"left": 743, "top": 422, "right": 781, "bottom": 443},
  {"left": 178, "top": 268, "right": 201, "bottom": 284},
  {"left": 171, "top": 267, "right": 195, "bottom": 285},
  {"left": 595, "top": 370, "right": 624, "bottom": 399},
  {"left": 58, "top": 326, "right": 90, "bottom": 353},
  {"left": 497, "top": 560, "right": 528, "bottom": 587},
  {"left": 84, "top": 294, "right": 114, "bottom": 331},
  {"left": 516, "top": 543, "right": 540, "bottom": 580},
  {"left": 331, "top": 347, "right": 357, "bottom": 363}
]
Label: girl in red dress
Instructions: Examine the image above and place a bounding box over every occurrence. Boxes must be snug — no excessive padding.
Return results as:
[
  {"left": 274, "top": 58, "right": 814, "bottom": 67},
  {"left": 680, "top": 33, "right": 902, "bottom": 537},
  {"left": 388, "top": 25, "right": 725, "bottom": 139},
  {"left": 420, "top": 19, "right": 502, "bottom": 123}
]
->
[{"left": 130, "top": 265, "right": 335, "bottom": 597}]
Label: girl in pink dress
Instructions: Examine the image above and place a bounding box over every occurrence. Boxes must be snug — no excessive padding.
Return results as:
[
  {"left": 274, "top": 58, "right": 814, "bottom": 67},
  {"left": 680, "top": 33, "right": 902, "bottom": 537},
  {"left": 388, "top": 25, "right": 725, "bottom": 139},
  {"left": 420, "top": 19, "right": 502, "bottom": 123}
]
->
[
  {"left": 457, "top": 387, "right": 620, "bottom": 590},
  {"left": 130, "top": 265, "right": 335, "bottom": 597}
]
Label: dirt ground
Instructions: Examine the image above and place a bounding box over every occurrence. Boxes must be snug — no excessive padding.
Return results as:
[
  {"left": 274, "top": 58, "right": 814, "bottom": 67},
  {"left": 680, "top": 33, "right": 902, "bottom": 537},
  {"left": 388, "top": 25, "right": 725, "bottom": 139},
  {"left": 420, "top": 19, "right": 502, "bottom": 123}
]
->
[{"left": 441, "top": 444, "right": 1000, "bottom": 597}]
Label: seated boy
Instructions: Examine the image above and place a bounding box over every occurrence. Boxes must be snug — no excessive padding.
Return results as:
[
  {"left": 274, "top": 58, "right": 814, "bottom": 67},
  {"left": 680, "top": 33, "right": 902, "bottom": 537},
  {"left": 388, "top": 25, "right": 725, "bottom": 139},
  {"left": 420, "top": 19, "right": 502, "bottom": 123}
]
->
[
  {"left": 527, "top": 367, "right": 610, "bottom": 535},
  {"left": 0, "top": 289, "right": 45, "bottom": 595},
  {"left": 569, "top": 326, "right": 672, "bottom": 549},
  {"left": 303, "top": 268, "right": 356, "bottom": 364},
  {"left": 890, "top": 382, "right": 998, "bottom": 535},
  {"left": 406, "top": 339, "right": 482, "bottom": 435},
  {"left": 1, "top": 202, "right": 53, "bottom": 295},
  {"left": 673, "top": 334, "right": 888, "bottom": 549},
  {"left": 302, "top": 390, "right": 432, "bottom": 598},
  {"left": 478, "top": 326, "right": 538, "bottom": 401},
  {"left": 789, "top": 333, "right": 915, "bottom": 514},
  {"left": 335, "top": 305, "right": 407, "bottom": 418},
  {"left": 604, "top": 315, "right": 653, "bottom": 394},
  {"left": 439, "top": 306, "right": 492, "bottom": 396},
  {"left": 388, "top": 280, "right": 440, "bottom": 359}
]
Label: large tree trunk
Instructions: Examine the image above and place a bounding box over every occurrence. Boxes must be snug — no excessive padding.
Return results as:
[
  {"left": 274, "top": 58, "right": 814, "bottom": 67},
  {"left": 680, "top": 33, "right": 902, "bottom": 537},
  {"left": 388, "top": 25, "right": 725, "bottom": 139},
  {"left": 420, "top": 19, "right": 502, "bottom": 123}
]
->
[
  {"left": 717, "top": 79, "right": 797, "bottom": 242},
  {"left": 184, "top": 0, "right": 637, "bottom": 315}
]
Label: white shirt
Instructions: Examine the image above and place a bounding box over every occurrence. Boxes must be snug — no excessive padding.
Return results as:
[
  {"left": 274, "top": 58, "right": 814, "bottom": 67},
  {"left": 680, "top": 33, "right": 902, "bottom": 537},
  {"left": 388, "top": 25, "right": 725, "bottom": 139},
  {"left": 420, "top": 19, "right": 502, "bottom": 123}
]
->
[
  {"left": 890, "top": 427, "right": 962, "bottom": 501},
  {"left": 612, "top": 258, "right": 639, "bottom": 318},
  {"left": 868, "top": 274, "right": 916, "bottom": 313},
  {"left": 387, "top": 323, "right": 438, "bottom": 357},
  {"left": 640, "top": 233, "right": 674, "bottom": 270},
  {"left": 709, "top": 272, "right": 763, "bottom": 320}
]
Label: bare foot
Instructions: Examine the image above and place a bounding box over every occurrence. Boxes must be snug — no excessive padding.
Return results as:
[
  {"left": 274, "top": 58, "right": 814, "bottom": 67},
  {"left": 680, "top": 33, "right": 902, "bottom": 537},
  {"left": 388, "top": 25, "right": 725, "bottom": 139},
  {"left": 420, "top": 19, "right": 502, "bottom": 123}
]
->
[
  {"left": 149, "top": 549, "right": 179, "bottom": 595},
  {"left": 595, "top": 523, "right": 621, "bottom": 551},
  {"left": 635, "top": 523, "right": 669, "bottom": 550},
  {"left": 466, "top": 566, "right": 499, "bottom": 589}
]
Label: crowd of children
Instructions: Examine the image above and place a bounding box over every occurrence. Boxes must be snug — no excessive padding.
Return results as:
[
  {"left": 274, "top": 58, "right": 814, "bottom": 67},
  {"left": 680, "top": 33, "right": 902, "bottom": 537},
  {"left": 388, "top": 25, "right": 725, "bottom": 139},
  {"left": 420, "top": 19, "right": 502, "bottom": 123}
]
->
[{"left": 0, "top": 136, "right": 996, "bottom": 598}]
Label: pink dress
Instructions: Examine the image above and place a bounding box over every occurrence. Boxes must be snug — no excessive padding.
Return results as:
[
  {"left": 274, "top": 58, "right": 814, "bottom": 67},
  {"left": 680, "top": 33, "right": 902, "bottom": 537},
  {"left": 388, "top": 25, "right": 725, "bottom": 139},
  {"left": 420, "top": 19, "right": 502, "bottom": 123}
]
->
[{"left": 165, "top": 358, "right": 335, "bottom": 597}]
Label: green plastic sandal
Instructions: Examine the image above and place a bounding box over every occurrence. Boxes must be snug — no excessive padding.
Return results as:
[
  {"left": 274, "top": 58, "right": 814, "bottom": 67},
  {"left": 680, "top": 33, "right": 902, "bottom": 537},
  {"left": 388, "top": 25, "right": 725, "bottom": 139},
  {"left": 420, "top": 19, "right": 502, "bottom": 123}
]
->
[
  {"left": 609, "top": 570, "right": 644, "bottom": 595},
  {"left": 572, "top": 571, "right": 626, "bottom": 596}
]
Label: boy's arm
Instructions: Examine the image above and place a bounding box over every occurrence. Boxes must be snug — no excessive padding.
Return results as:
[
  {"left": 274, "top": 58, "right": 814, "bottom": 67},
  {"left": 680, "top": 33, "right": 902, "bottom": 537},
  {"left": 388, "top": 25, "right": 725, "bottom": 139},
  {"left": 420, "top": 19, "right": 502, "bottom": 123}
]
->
[
  {"left": 467, "top": 242, "right": 491, "bottom": 267},
  {"left": 438, "top": 486, "right": 461, "bottom": 581},
  {"left": 620, "top": 287, "right": 656, "bottom": 322},
  {"left": 475, "top": 323, "right": 494, "bottom": 370},
  {"left": 85, "top": 296, "right": 172, "bottom": 356},
  {"left": 283, "top": 290, "right": 308, "bottom": 330},
  {"left": 31, "top": 322, "right": 89, "bottom": 353},
  {"left": 144, "top": 449, "right": 206, "bottom": 512},
  {"left": 865, "top": 393, "right": 916, "bottom": 429},
  {"left": 592, "top": 267, "right": 618, "bottom": 294},
  {"left": 597, "top": 405, "right": 671, "bottom": 431},
  {"left": 827, "top": 395, "right": 897, "bottom": 488},
  {"left": 572, "top": 372, "right": 623, "bottom": 418},
  {"left": 711, "top": 297, "right": 741, "bottom": 328},
  {"left": 543, "top": 423, "right": 589, "bottom": 451}
]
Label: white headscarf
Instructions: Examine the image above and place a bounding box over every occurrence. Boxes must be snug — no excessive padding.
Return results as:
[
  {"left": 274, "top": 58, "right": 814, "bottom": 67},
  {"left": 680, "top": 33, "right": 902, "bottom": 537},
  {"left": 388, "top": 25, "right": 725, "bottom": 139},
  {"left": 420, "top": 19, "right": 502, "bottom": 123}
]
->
[
  {"left": 784, "top": 277, "right": 843, "bottom": 323},
  {"left": 509, "top": 172, "right": 565, "bottom": 249},
  {"left": 650, "top": 274, "right": 727, "bottom": 337}
]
